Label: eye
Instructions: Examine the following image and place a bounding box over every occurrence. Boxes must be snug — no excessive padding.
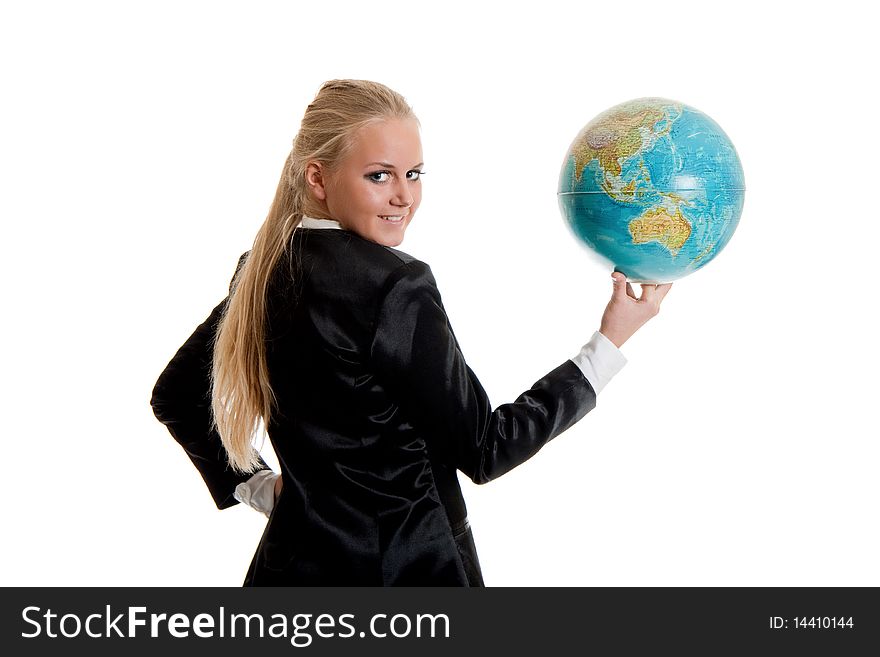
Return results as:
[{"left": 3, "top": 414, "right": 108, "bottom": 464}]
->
[
  {"left": 406, "top": 169, "right": 425, "bottom": 181},
  {"left": 367, "top": 171, "right": 391, "bottom": 183}
]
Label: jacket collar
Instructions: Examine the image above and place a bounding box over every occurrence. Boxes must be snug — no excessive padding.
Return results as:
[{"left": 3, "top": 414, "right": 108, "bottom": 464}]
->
[{"left": 301, "top": 215, "right": 342, "bottom": 230}]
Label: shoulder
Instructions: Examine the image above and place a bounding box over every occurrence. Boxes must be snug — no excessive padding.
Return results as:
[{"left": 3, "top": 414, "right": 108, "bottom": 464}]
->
[
  {"left": 339, "top": 230, "right": 426, "bottom": 277},
  {"left": 375, "top": 254, "right": 442, "bottom": 315},
  {"left": 292, "top": 228, "right": 437, "bottom": 296},
  {"left": 326, "top": 231, "right": 440, "bottom": 304},
  {"left": 380, "top": 244, "right": 417, "bottom": 266},
  {"left": 377, "top": 245, "right": 438, "bottom": 296}
]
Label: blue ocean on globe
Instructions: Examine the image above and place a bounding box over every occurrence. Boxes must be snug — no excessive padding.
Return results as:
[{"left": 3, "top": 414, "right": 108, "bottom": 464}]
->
[{"left": 558, "top": 98, "right": 745, "bottom": 283}]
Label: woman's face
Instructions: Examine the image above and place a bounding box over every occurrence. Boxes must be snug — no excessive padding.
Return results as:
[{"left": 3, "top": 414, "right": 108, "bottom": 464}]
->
[{"left": 315, "top": 118, "right": 423, "bottom": 247}]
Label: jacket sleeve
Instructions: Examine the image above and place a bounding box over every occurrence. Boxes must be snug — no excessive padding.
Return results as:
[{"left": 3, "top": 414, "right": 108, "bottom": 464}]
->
[
  {"left": 369, "top": 260, "right": 597, "bottom": 485},
  {"left": 150, "top": 252, "right": 270, "bottom": 509}
]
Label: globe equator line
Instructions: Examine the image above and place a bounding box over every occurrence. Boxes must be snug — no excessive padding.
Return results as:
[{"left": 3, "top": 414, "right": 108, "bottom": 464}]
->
[{"left": 557, "top": 189, "right": 746, "bottom": 195}]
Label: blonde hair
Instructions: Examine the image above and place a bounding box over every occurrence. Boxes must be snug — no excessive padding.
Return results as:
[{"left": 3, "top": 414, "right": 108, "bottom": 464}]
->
[{"left": 211, "top": 80, "right": 418, "bottom": 473}]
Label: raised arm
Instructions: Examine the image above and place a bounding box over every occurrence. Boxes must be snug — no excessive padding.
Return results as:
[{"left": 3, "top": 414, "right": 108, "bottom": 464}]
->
[{"left": 369, "top": 260, "right": 598, "bottom": 485}]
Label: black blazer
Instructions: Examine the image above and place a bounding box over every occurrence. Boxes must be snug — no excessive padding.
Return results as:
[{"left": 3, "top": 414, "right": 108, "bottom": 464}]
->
[{"left": 151, "top": 227, "right": 597, "bottom": 586}]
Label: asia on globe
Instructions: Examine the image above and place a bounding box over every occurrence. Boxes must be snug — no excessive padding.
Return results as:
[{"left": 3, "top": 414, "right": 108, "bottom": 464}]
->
[{"left": 558, "top": 98, "right": 745, "bottom": 283}]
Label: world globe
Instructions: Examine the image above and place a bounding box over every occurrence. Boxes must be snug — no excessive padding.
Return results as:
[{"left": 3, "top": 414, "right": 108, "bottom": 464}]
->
[{"left": 558, "top": 98, "right": 745, "bottom": 283}]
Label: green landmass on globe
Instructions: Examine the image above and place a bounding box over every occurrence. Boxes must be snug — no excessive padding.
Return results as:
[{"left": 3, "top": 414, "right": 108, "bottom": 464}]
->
[{"left": 558, "top": 98, "right": 745, "bottom": 283}]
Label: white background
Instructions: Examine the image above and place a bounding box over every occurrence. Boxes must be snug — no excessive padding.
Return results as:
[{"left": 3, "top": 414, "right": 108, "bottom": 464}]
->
[{"left": 2, "top": 0, "right": 877, "bottom": 586}]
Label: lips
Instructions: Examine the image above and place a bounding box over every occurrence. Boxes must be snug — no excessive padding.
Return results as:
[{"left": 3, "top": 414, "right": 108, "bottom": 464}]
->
[{"left": 379, "top": 215, "right": 405, "bottom": 223}]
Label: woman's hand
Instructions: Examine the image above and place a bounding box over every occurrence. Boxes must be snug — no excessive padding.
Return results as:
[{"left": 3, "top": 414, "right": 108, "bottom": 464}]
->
[
  {"left": 599, "top": 272, "right": 672, "bottom": 348},
  {"left": 274, "top": 473, "right": 283, "bottom": 501}
]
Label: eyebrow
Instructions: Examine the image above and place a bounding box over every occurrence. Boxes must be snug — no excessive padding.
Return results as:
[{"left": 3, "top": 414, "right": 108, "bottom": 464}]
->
[{"left": 365, "top": 162, "right": 424, "bottom": 169}]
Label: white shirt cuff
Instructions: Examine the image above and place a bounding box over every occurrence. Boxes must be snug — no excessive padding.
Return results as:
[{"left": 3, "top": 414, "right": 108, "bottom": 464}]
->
[
  {"left": 569, "top": 331, "right": 627, "bottom": 394},
  {"left": 233, "top": 469, "right": 279, "bottom": 518}
]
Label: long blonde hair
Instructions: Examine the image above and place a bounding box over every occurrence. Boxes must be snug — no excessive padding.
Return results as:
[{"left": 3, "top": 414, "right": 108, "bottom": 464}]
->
[{"left": 211, "top": 80, "right": 418, "bottom": 473}]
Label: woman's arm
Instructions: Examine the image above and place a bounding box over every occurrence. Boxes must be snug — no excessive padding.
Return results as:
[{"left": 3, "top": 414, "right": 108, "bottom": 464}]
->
[
  {"left": 150, "top": 252, "right": 272, "bottom": 510},
  {"left": 370, "top": 263, "right": 670, "bottom": 484},
  {"left": 369, "top": 261, "right": 599, "bottom": 484}
]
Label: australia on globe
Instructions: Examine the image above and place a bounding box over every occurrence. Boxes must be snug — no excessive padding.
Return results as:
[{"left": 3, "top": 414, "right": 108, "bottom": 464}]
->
[{"left": 558, "top": 98, "right": 745, "bottom": 283}]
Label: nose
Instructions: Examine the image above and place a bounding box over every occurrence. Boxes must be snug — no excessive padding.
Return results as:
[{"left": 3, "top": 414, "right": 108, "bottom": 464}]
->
[{"left": 390, "top": 176, "right": 414, "bottom": 209}]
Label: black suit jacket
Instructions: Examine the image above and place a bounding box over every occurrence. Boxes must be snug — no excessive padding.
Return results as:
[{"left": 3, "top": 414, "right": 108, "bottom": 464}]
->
[{"left": 151, "top": 227, "right": 597, "bottom": 585}]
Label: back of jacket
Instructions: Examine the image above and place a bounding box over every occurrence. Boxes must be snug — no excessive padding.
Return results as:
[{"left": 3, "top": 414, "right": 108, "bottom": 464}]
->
[{"left": 256, "top": 227, "right": 473, "bottom": 585}]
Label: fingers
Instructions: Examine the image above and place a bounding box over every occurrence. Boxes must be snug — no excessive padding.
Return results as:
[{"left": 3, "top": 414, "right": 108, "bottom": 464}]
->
[
  {"left": 612, "top": 272, "right": 673, "bottom": 304},
  {"left": 611, "top": 272, "right": 628, "bottom": 299},
  {"left": 654, "top": 282, "right": 673, "bottom": 303},
  {"left": 638, "top": 283, "right": 656, "bottom": 302},
  {"left": 638, "top": 281, "right": 673, "bottom": 302}
]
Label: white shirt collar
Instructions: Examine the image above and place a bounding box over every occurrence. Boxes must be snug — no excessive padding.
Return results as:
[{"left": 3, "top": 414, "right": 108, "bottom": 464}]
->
[{"left": 301, "top": 214, "right": 343, "bottom": 230}]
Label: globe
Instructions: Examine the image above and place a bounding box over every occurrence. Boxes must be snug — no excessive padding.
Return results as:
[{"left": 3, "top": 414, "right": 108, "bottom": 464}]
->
[{"left": 558, "top": 98, "right": 745, "bottom": 283}]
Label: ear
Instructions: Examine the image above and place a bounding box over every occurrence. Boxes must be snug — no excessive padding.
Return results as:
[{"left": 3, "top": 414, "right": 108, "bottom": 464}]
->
[{"left": 305, "top": 161, "right": 327, "bottom": 201}]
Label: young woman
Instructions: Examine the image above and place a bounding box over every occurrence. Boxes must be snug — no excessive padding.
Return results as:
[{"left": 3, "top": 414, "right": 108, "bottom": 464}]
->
[{"left": 150, "top": 79, "right": 672, "bottom": 586}]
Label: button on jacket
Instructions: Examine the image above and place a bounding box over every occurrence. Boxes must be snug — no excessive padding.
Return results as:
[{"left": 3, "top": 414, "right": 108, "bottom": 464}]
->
[{"left": 151, "top": 223, "right": 601, "bottom": 586}]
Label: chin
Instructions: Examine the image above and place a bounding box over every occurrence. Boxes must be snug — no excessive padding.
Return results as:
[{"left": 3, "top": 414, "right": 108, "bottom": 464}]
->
[
  {"left": 375, "top": 222, "right": 409, "bottom": 247},
  {"left": 378, "top": 234, "right": 405, "bottom": 247}
]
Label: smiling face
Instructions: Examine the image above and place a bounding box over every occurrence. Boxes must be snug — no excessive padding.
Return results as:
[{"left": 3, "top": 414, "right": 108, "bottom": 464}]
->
[{"left": 307, "top": 118, "right": 424, "bottom": 247}]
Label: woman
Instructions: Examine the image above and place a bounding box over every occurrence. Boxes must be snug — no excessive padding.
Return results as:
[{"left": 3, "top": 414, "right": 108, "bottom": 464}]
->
[{"left": 150, "top": 79, "right": 671, "bottom": 586}]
